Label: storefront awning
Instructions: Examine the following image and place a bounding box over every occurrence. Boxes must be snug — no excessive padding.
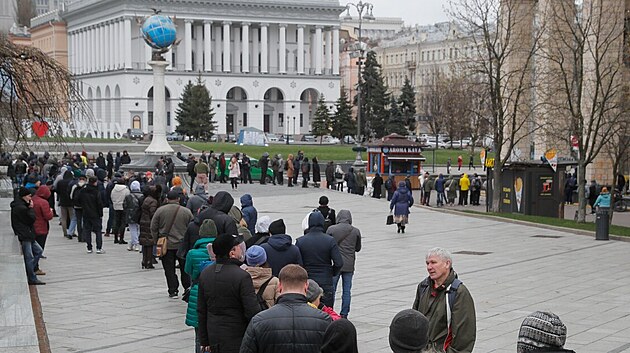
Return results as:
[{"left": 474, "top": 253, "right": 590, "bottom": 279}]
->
[{"left": 387, "top": 156, "right": 426, "bottom": 161}]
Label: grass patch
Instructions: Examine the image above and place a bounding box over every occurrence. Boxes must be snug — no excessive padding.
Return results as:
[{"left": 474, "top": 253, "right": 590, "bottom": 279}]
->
[{"left": 462, "top": 210, "right": 630, "bottom": 237}]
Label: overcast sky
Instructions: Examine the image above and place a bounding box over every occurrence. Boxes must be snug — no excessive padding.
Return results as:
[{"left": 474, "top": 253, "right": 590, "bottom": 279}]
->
[{"left": 342, "top": 0, "right": 451, "bottom": 27}]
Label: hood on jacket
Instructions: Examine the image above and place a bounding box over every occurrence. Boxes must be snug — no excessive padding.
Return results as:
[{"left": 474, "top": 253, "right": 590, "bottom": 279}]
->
[
  {"left": 240, "top": 194, "right": 253, "bottom": 208},
  {"left": 211, "top": 191, "right": 234, "bottom": 213},
  {"left": 130, "top": 180, "right": 141, "bottom": 192},
  {"left": 63, "top": 170, "right": 73, "bottom": 180},
  {"left": 462, "top": 174, "right": 469, "bottom": 179},
  {"left": 229, "top": 206, "right": 243, "bottom": 222},
  {"left": 35, "top": 185, "right": 51, "bottom": 199},
  {"left": 267, "top": 234, "right": 294, "bottom": 251},
  {"left": 308, "top": 211, "right": 325, "bottom": 231},
  {"left": 336, "top": 209, "right": 352, "bottom": 225}
]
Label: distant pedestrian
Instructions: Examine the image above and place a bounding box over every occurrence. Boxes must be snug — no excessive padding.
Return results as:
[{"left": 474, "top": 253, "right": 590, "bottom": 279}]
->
[
  {"left": 390, "top": 181, "right": 413, "bottom": 234},
  {"left": 445, "top": 175, "right": 458, "bottom": 206},
  {"left": 345, "top": 167, "right": 356, "bottom": 194},
  {"left": 470, "top": 173, "right": 482, "bottom": 205},
  {"left": 229, "top": 156, "right": 240, "bottom": 190},
  {"left": 355, "top": 168, "right": 367, "bottom": 196},
  {"left": 468, "top": 155, "right": 475, "bottom": 170},
  {"left": 259, "top": 153, "right": 270, "bottom": 185},
  {"left": 123, "top": 180, "right": 144, "bottom": 251},
  {"left": 218, "top": 152, "right": 227, "bottom": 183},
  {"left": 287, "top": 154, "right": 295, "bottom": 187},
  {"left": 457, "top": 155, "right": 463, "bottom": 171},
  {"left": 435, "top": 174, "right": 446, "bottom": 207},
  {"left": 110, "top": 177, "right": 130, "bottom": 244},
  {"left": 458, "top": 173, "right": 470, "bottom": 206},
  {"left": 325, "top": 161, "right": 335, "bottom": 189},
  {"left": 385, "top": 175, "right": 396, "bottom": 201},
  {"left": 301, "top": 157, "right": 311, "bottom": 188},
  {"left": 422, "top": 175, "right": 433, "bottom": 206},
  {"left": 335, "top": 165, "right": 344, "bottom": 191},
  {"left": 270, "top": 154, "right": 280, "bottom": 185},
  {"left": 194, "top": 156, "right": 209, "bottom": 190},
  {"left": 12, "top": 187, "right": 45, "bottom": 285},
  {"left": 187, "top": 155, "right": 197, "bottom": 189},
  {"left": 139, "top": 185, "right": 161, "bottom": 269},
  {"left": 372, "top": 173, "right": 383, "bottom": 199},
  {"left": 312, "top": 156, "right": 321, "bottom": 187},
  {"left": 208, "top": 152, "right": 217, "bottom": 183},
  {"left": 588, "top": 180, "right": 599, "bottom": 213},
  {"left": 79, "top": 177, "right": 105, "bottom": 254},
  {"left": 32, "top": 185, "right": 53, "bottom": 267},
  {"left": 241, "top": 194, "right": 258, "bottom": 235},
  {"left": 446, "top": 157, "right": 452, "bottom": 174},
  {"left": 242, "top": 153, "right": 253, "bottom": 184}
]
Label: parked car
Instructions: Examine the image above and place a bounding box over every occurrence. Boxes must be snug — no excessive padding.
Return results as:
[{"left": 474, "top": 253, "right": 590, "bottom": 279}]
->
[
  {"left": 266, "top": 133, "right": 280, "bottom": 142},
  {"left": 217, "top": 157, "right": 274, "bottom": 183},
  {"left": 322, "top": 135, "right": 340, "bottom": 144},
  {"left": 425, "top": 139, "right": 448, "bottom": 149},
  {"left": 127, "top": 128, "right": 144, "bottom": 141},
  {"left": 342, "top": 135, "right": 356, "bottom": 144},
  {"left": 278, "top": 135, "right": 295, "bottom": 143},
  {"left": 166, "top": 132, "right": 185, "bottom": 141},
  {"left": 301, "top": 135, "right": 316, "bottom": 142},
  {"left": 450, "top": 139, "right": 471, "bottom": 148}
]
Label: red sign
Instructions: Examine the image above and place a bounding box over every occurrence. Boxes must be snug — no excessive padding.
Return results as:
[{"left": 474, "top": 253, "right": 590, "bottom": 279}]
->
[{"left": 32, "top": 121, "right": 49, "bottom": 138}]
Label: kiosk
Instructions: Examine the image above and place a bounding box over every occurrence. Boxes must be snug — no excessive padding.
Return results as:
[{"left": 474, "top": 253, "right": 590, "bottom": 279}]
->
[{"left": 366, "top": 134, "right": 425, "bottom": 189}]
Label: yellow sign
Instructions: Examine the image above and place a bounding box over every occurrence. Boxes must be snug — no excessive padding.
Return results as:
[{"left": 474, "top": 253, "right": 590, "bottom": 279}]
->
[{"left": 485, "top": 158, "right": 495, "bottom": 168}]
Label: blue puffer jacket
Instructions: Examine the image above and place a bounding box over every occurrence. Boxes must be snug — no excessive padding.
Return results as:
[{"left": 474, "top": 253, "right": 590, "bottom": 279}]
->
[
  {"left": 390, "top": 182, "right": 414, "bottom": 216},
  {"left": 240, "top": 194, "right": 257, "bottom": 235},
  {"left": 184, "top": 237, "right": 215, "bottom": 328}
]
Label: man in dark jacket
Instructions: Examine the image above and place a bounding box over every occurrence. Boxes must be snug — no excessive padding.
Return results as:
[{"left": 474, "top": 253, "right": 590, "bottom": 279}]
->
[
  {"left": 317, "top": 196, "right": 336, "bottom": 232},
  {"left": 240, "top": 264, "right": 332, "bottom": 353},
  {"left": 325, "top": 161, "right": 335, "bottom": 190},
  {"left": 259, "top": 153, "right": 269, "bottom": 184},
  {"left": 198, "top": 233, "right": 260, "bottom": 353},
  {"left": 241, "top": 153, "right": 253, "bottom": 184},
  {"left": 79, "top": 177, "right": 105, "bottom": 254},
  {"left": 326, "top": 210, "right": 361, "bottom": 319},
  {"left": 240, "top": 194, "right": 257, "bottom": 235},
  {"left": 11, "top": 187, "right": 45, "bottom": 285},
  {"left": 261, "top": 219, "right": 303, "bottom": 276},
  {"left": 296, "top": 211, "right": 343, "bottom": 308},
  {"left": 56, "top": 170, "right": 75, "bottom": 238}
]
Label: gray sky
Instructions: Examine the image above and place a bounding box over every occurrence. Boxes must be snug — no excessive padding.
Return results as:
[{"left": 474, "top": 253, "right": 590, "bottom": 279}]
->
[{"left": 342, "top": 0, "right": 451, "bottom": 27}]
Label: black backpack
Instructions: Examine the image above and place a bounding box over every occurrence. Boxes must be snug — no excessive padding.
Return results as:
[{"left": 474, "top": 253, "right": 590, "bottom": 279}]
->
[
  {"left": 257, "top": 277, "right": 274, "bottom": 311},
  {"left": 71, "top": 184, "right": 85, "bottom": 208},
  {"left": 284, "top": 160, "right": 289, "bottom": 171},
  {"left": 418, "top": 277, "right": 462, "bottom": 331}
]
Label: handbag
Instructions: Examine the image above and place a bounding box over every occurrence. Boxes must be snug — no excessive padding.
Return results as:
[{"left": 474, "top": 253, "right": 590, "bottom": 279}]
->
[
  {"left": 386, "top": 214, "right": 394, "bottom": 225},
  {"left": 156, "top": 205, "right": 180, "bottom": 258}
]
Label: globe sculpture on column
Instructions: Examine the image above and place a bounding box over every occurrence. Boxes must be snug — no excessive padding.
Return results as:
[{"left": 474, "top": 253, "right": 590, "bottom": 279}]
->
[{"left": 123, "top": 11, "right": 186, "bottom": 172}]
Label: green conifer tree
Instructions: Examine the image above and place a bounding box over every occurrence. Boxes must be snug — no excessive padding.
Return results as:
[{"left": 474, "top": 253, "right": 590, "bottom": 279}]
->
[
  {"left": 311, "top": 94, "right": 331, "bottom": 144},
  {"left": 175, "top": 76, "right": 215, "bottom": 140},
  {"left": 387, "top": 96, "right": 408, "bottom": 135},
  {"left": 331, "top": 88, "right": 356, "bottom": 141},
  {"left": 399, "top": 77, "right": 417, "bottom": 131},
  {"left": 356, "top": 51, "right": 390, "bottom": 139}
]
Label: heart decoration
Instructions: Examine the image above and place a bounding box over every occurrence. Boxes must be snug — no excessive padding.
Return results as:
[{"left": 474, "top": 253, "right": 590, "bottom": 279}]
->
[{"left": 32, "top": 121, "right": 49, "bottom": 138}]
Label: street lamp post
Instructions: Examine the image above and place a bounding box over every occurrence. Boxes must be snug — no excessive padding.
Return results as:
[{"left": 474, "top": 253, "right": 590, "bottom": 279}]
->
[
  {"left": 293, "top": 116, "right": 296, "bottom": 142},
  {"left": 345, "top": 1, "right": 375, "bottom": 167},
  {"left": 286, "top": 115, "right": 290, "bottom": 145}
]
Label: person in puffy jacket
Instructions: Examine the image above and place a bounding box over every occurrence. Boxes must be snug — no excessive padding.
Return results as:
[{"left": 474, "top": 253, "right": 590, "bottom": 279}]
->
[
  {"left": 240, "top": 194, "right": 258, "bottom": 235},
  {"left": 123, "top": 181, "right": 144, "bottom": 251},
  {"left": 244, "top": 245, "right": 279, "bottom": 309},
  {"left": 79, "top": 177, "right": 105, "bottom": 254},
  {"left": 56, "top": 170, "right": 75, "bottom": 238},
  {"left": 390, "top": 181, "right": 413, "bottom": 234},
  {"left": 239, "top": 264, "right": 331, "bottom": 353},
  {"left": 261, "top": 219, "right": 303, "bottom": 277},
  {"left": 32, "top": 185, "right": 53, "bottom": 253},
  {"left": 12, "top": 187, "right": 45, "bottom": 285},
  {"left": 110, "top": 178, "right": 130, "bottom": 244},
  {"left": 139, "top": 185, "right": 161, "bottom": 269}
]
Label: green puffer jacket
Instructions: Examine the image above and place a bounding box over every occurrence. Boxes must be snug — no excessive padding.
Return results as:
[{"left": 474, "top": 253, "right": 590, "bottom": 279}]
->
[{"left": 184, "top": 237, "right": 215, "bottom": 328}]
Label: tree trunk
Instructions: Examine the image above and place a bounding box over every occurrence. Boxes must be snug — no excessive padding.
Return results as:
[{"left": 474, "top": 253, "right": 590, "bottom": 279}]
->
[
  {"left": 577, "top": 161, "right": 587, "bottom": 223},
  {"left": 492, "top": 163, "right": 502, "bottom": 213}
]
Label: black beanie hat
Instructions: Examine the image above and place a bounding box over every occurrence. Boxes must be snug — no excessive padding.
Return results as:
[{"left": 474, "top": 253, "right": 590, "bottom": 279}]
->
[
  {"left": 319, "top": 195, "right": 329, "bottom": 205},
  {"left": 212, "top": 233, "right": 243, "bottom": 258},
  {"left": 268, "top": 219, "right": 286, "bottom": 235},
  {"left": 389, "top": 309, "right": 429, "bottom": 353}
]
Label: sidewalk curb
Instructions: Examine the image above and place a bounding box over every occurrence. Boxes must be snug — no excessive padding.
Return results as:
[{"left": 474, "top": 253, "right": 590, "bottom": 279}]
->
[{"left": 414, "top": 202, "right": 630, "bottom": 242}]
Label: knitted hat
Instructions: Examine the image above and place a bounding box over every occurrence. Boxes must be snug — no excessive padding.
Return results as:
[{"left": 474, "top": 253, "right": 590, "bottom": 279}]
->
[
  {"left": 212, "top": 233, "right": 243, "bottom": 258},
  {"left": 166, "top": 190, "right": 180, "bottom": 200},
  {"left": 389, "top": 309, "right": 429, "bottom": 353},
  {"left": 194, "top": 184, "right": 206, "bottom": 195},
  {"left": 145, "top": 171, "right": 153, "bottom": 178},
  {"left": 517, "top": 311, "right": 567, "bottom": 353},
  {"left": 229, "top": 205, "right": 243, "bottom": 222},
  {"left": 246, "top": 245, "right": 267, "bottom": 267},
  {"left": 319, "top": 195, "right": 329, "bottom": 205},
  {"left": 130, "top": 180, "right": 141, "bottom": 192},
  {"left": 255, "top": 216, "right": 272, "bottom": 233},
  {"left": 85, "top": 169, "right": 95, "bottom": 177},
  {"left": 199, "top": 219, "right": 218, "bottom": 238},
  {"left": 268, "top": 219, "right": 286, "bottom": 235},
  {"left": 306, "top": 279, "right": 323, "bottom": 302},
  {"left": 18, "top": 187, "right": 32, "bottom": 198}
]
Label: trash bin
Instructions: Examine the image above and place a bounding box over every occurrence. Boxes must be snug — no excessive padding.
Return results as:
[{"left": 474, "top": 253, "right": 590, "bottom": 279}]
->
[{"left": 595, "top": 207, "right": 610, "bottom": 241}]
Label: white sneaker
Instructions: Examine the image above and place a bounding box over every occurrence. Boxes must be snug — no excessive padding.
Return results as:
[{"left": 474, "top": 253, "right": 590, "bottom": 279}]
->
[
  {"left": 127, "top": 245, "right": 133, "bottom": 251},
  {"left": 133, "top": 245, "right": 140, "bottom": 252},
  {"left": 96, "top": 249, "right": 105, "bottom": 254},
  {"left": 87, "top": 249, "right": 93, "bottom": 254}
]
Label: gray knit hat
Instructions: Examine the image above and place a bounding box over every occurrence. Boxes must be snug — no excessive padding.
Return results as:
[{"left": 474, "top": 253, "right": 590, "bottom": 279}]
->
[
  {"left": 389, "top": 309, "right": 429, "bottom": 353},
  {"left": 517, "top": 311, "right": 567, "bottom": 353}
]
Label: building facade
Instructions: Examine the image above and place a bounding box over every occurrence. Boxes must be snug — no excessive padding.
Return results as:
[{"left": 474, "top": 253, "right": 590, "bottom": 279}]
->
[{"left": 63, "top": 0, "right": 344, "bottom": 138}]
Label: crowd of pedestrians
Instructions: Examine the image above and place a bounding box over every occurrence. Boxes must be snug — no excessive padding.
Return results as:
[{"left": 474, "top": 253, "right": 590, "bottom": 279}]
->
[{"left": 7, "top": 149, "right": 577, "bottom": 353}]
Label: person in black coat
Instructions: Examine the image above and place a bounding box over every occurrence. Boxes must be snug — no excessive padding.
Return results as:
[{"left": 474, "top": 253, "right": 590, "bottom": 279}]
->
[
  {"left": 301, "top": 157, "right": 311, "bottom": 188},
  {"left": 259, "top": 153, "right": 270, "bottom": 185},
  {"left": 198, "top": 233, "right": 261, "bottom": 353},
  {"left": 95, "top": 152, "right": 106, "bottom": 170},
  {"left": 106, "top": 151, "right": 114, "bottom": 179},
  {"left": 11, "top": 187, "right": 45, "bottom": 285},
  {"left": 295, "top": 211, "right": 343, "bottom": 308},
  {"left": 240, "top": 264, "right": 332, "bottom": 353},
  {"left": 120, "top": 150, "right": 131, "bottom": 166},
  {"left": 79, "top": 177, "right": 105, "bottom": 253},
  {"left": 325, "top": 161, "right": 335, "bottom": 190},
  {"left": 56, "top": 170, "right": 75, "bottom": 238},
  {"left": 261, "top": 219, "right": 303, "bottom": 277},
  {"left": 372, "top": 173, "right": 383, "bottom": 199},
  {"left": 164, "top": 157, "right": 175, "bottom": 188},
  {"left": 312, "top": 157, "right": 321, "bottom": 187}
]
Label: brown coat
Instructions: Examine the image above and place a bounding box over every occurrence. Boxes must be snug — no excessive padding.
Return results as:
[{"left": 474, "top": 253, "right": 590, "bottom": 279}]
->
[
  {"left": 139, "top": 195, "right": 159, "bottom": 246},
  {"left": 287, "top": 159, "right": 295, "bottom": 178},
  {"left": 245, "top": 266, "right": 279, "bottom": 308}
]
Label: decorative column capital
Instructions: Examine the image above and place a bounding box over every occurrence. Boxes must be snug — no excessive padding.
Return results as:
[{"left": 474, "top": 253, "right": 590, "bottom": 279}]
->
[
  {"left": 315, "top": 25, "right": 324, "bottom": 30},
  {"left": 297, "top": 24, "right": 306, "bottom": 29},
  {"left": 203, "top": 20, "right": 213, "bottom": 25},
  {"left": 260, "top": 22, "right": 269, "bottom": 28},
  {"left": 279, "top": 23, "right": 287, "bottom": 28},
  {"left": 185, "top": 19, "right": 194, "bottom": 24},
  {"left": 332, "top": 25, "right": 341, "bottom": 30},
  {"left": 241, "top": 22, "right": 251, "bottom": 27},
  {"left": 122, "top": 15, "right": 134, "bottom": 21},
  {"left": 222, "top": 21, "right": 232, "bottom": 26}
]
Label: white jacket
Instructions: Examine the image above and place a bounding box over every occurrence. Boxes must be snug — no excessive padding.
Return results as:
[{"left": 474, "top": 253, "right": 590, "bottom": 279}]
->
[{"left": 110, "top": 184, "right": 130, "bottom": 211}]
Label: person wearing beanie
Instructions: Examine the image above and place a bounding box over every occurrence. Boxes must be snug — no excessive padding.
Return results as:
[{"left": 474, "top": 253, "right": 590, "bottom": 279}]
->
[
  {"left": 150, "top": 189, "right": 194, "bottom": 298},
  {"left": 69, "top": 175, "right": 87, "bottom": 243},
  {"left": 240, "top": 264, "right": 331, "bottom": 353},
  {"left": 317, "top": 195, "right": 336, "bottom": 231},
  {"left": 198, "top": 233, "right": 260, "bottom": 353},
  {"left": 412, "top": 247, "right": 476, "bottom": 353},
  {"left": 246, "top": 215, "right": 272, "bottom": 248},
  {"left": 306, "top": 279, "right": 341, "bottom": 321},
  {"left": 123, "top": 180, "right": 144, "bottom": 251},
  {"left": 389, "top": 309, "right": 429, "bottom": 353},
  {"left": 186, "top": 184, "right": 209, "bottom": 216},
  {"left": 79, "top": 177, "right": 105, "bottom": 254},
  {"left": 229, "top": 205, "right": 253, "bottom": 242},
  {"left": 261, "top": 219, "right": 303, "bottom": 277},
  {"left": 296, "top": 210, "right": 344, "bottom": 308},
  {"left": 110, "top": 176, "right": 130, "bottom": 244},
  {"left": 321, "top": 318, "right": 359, "bottom": 353},
  {"left": 244, "top": 245, "right": 279, "bottom": 309},
  {"left": 517, "top": 311, "right": 575, "bottom": 353},
  {"left": 56, "top": 170, "right": 75, "bottom": 239},
  {"left": 240, "top": 194, "right": 258, "bottom": 235},
  {"left": 184, "top": 219, "right": 218, "bottom": 353},
  {"left": 11, "top": 187, "right": 45, "bottom": 285}
]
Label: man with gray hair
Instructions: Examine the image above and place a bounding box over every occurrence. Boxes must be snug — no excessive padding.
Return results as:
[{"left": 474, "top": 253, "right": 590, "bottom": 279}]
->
[{"left": 412, "top": 247, "right": 476, "bottom": 353}]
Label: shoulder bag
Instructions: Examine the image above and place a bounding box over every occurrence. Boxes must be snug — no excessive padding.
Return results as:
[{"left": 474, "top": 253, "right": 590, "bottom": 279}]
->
[{"left": 157, "top": 205, "right": 180, "bottom": 258}]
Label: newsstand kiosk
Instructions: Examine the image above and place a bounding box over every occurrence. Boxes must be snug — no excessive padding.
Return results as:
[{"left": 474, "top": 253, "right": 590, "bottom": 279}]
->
[{"left": 366, "top": 134, "right": 426, "bottom": 189}]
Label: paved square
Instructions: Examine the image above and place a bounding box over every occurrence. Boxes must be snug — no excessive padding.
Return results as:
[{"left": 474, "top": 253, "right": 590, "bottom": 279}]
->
[{"left": 16, "top": 183, "right": 630, "bottom": 352}]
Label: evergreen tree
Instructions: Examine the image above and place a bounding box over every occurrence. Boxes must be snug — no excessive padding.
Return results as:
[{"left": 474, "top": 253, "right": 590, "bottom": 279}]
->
[
  {"left": 399, "top": 77, "right": 417, "bottom": 132},
  {"left": 356, "top": 51, "right": 390, "bottom": 139},
  {"left": 331, "top": 88, "right": 356, "bottom": 141},
  {"left": 387, "top": 96, "right": 408, "bottom": 135},
  {"left": 311, "top": 94, "right": 331, "bottom": 144},
  {"left": 175, "top": 76, "right": 215, "bottom": 141}
]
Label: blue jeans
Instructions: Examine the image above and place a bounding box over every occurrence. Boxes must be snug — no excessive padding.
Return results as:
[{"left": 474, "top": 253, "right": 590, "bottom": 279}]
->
[
  {"left": 332, "top": 271, "right": 354, "bottom": 317},
  {"left": 22, "top": 240, "right": 43, "bottom": 282}
]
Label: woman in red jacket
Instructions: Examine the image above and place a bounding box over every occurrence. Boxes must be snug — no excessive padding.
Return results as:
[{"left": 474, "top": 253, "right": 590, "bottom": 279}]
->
[{"left": 33, "top": 185, "right": 53, "bottom": 275}]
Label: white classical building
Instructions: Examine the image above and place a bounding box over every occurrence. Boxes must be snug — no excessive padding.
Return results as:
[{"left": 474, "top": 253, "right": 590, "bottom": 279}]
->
[{"left": 62, "top": 0, "right": 344, "bottom": 138}]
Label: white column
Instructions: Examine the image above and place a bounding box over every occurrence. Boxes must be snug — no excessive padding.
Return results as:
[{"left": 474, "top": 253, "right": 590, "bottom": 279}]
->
[
  {"left": 145, "top": 37, "right": 152, "bottom": 69},
  {"left": 204, "top": 20, "right": 212, "bottom": 71},
  {"left": 233, "top": 25, "right": 240, "bottom": 73},
  {"left": 278, "top": 23, "right": 287, "bottom": 74},
  {"left": 260, "top": 23, "right": 268, "bottom": 73},
  {"left": 325, "top": 29, "right": 332, "bottom": 73},
  {"left": 310, "top": 29, "right": 316, "bottom": 74},
  {"left": 241, "top": 22, "right": 250, "bottom": 73},
  {"left": 297, "top": 25, "right": 305, "bottom": 74},
  {"left": 124, "top": 17, "right": 132, "bottom": 69},
  {"left": 96, "top": 25, "right": 102, "bottom": 71},
  {"left": 109, "top": 22, "right": 115, "bottom": 70},
  {"left": 315, "top": 26, "right": 323, "bottom": 75},
  {"left": 184, "top": 19, "right": 193, "bottom": 71},
  {"left": 112, "top": 21, "right": 118, "bottom": 69},
  {"left": 118, "top": 20, "right": 124, "bottom": 68},
  {"left": 89, "top": 27, "right": 95, "bottom": 72},
  {"left": 83, "top": 29, "right": 89, "bottom": 73},
  {"left": 145, "top": 61, "right": 174, "bottom": 154},
  {"left": 333, "top": 26, "right": 340, "bottom": 75},
  {"left": 214, "top": 25, "right": 222, "bottom": 71},
  {"left": 223, "top": 21, "right": 231, "bottom": 72},
  {"left": 105, "top": 23, "right": 111, "bottom": 70},
  {"left": 194, "top": 24, "right": 202, "bottom": 71},
  {"left": 252, "top": 26, "right": 259, "bottom": 73},
  {"left": 68, "top": 32, "right": 74, "bottom": 73}
]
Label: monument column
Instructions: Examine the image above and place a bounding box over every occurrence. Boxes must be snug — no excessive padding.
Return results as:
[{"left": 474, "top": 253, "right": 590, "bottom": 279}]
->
[
  {"left": 297, "top": 25, "right": 305, "bottom": 74},
  {"left": 223, "top": 21, "right": 231, "bottom": 72},
  {"left": 145, "top": 61, "right": 173, "bottom": 154},
  {"left": 332, "top": 26, "right": 340, "bottom": 75},
  {"left": 195, "top": 24, "right": 203, "bottom": 71},
  {"left": 214, "top": 24, "right": 222, "bottom": 71},
  {"left": 242, "top": 22, "right": 250, "bottom": 73},
  {"left": 123, "top": 17, "right": 132, "bottom": 69},
  {"left": 204, "top": 20, "right": 212, "bottom": 71},
  {"left": 279, "top": 23, "right": 287, "bottom": 74},
  {"left": 108, "top": 22, "right": 115, "bottom": 70},
  {"left": 184, "top": 19, "right": 193, "bottom": 71},
  {"left": 325, "top": 29, "right": 332, "bottom": 73},
  {"left": 260, "top": 23, "right": 268, "bottom": 73}
]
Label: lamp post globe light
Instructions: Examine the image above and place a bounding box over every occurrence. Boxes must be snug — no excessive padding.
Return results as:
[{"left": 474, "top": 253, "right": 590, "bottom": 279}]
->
[{"left": 344, "top": 1, "right": 375, "bottom": 167}]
